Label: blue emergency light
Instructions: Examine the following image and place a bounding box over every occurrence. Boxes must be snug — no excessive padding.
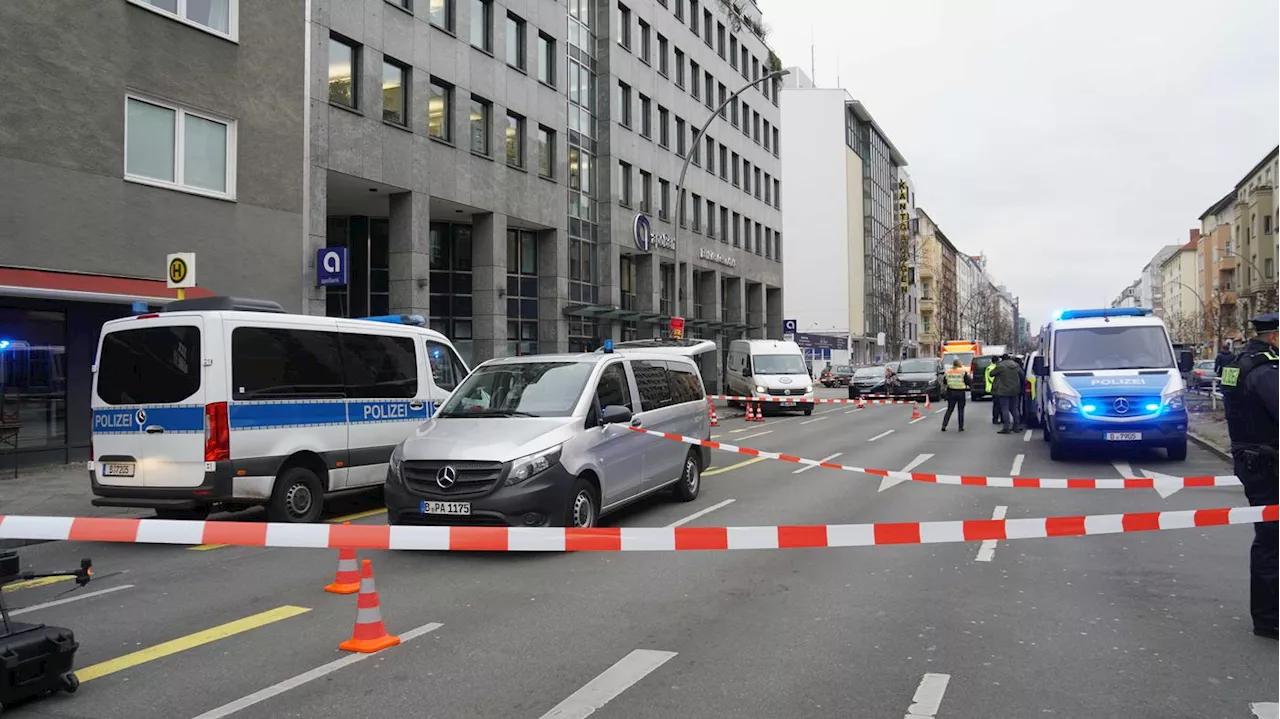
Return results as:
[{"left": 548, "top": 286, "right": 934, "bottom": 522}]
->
[
  {"left": 602, "top": 339, "right": 614, "bottom": 354},
  {"left": 358, "top": 314, "right": 427, "bottom": 326},
  {"left": 1057, "top": 308, "right": 1152, "bottom": 321}
]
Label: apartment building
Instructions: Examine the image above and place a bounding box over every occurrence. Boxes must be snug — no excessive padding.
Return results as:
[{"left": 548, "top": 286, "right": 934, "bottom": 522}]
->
[{"left": 1230, "top": 146, "right": 1279, "bottom": 323}]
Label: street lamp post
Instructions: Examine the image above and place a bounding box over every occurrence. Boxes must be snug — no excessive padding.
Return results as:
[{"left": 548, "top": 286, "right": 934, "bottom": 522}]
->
[
  {"left": 673, "top": 69, "right": 790, "bottom": 319},
  {"left": 1164, "top": 279, "right": 1209, "bottom": 347}
]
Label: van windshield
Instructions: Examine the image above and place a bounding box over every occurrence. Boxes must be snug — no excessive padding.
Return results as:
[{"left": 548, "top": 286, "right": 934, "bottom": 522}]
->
[
  {"left": 943, "top": 352, "right": 974, "bottom": 367},
  {"left": 436, "top": 361, "right": 594, "bottom": 418},
  {"left": 97, "top": 326, "right": 201, "bottom": 405},
  {"left": 898, "top": 359, "right": 936, "bottom": 374},
  {"left": 1053, "top": 326, "right": 1175, "bottom": 371},
  {"left": 854, "top": 366, "right": 883, "bottom": 378},
  {"left": 752, "top": 354, "right": 807, "bottom": 375}
]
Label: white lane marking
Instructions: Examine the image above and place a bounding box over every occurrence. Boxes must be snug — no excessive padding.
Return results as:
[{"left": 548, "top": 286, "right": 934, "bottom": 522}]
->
[
  {"left": 903, "top": 672, "right": 951, "bottom": 718},
  {"left": 1010, "top": 454, "right": 1024, "bottom": 477},
  {"left": 868, "top": 430, "right": 895, "bottom": 442},
  {"left": 845, "top": 408, "right": 864, "bottom": 414},
  {"left": 10, "top": 584, "right": 135, "bottom": 617},
  {"left": 879, "top": 453, "right": 933, "bottom": 492},
  {"left": 793, "top": 453, "right": 842, "bottom": 474},
  {"left": 1140, "top": 467, "right": 1185, "bottom": 499},
  {"left": 735, "top": 430, "right": 773, "bottom": 441},
  {"left": 664, "top": 499, "right": 736, "bottom": 528},
  {"left": 821, "top": 406, "right": 844, "bottom": 414},
  {"left": 189, "top": 622, "right": 443, "bottom": 719},
  {"left": 538, "top": 649, "right": 677, "bottom": 719},
  {"left": 1250, "top": 701, "right": 1279, "bottom": 719},
  {"left": 934, "top": 408, "right": 946, "bottom": 415},
  {"left": 974, "top": 506, "right": 1008, "bottom": 562},
  {"left": 908, "top": 416, "right": 927, "bottom": 424},
  {"left": 1023, "top": 429, "right": 1032, "bottom": 441},
  {"left": 800, "top": 416, "right": 828, "bottom": 425}
]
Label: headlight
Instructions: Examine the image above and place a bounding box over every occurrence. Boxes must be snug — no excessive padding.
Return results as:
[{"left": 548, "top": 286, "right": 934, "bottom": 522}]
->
[
  {"left": 1162, "top": 390, "right": 1184, "bottom": 410},
  {"left": 804, "top": 385, "right": 814, "bottom": 394},
  {"left": 1053, "top": 392, "right": 1079, "bottom": 413},
  {"left": 755, "top": 385, "right": 767, "bottom": 394},
  {"left": 505, "top": 445, "right": 562, "bottom": 486},
  {"left": 387, "top": 443, "right": 405, "bottom": 483}
]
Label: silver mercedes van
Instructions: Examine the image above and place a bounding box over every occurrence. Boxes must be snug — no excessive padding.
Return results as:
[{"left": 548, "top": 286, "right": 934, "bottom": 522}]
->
[{"left": 384, "top": 349, "right": 710, "bottom": 528}]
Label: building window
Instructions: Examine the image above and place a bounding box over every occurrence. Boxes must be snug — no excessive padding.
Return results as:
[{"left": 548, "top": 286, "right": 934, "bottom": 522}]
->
[
  {"left": 657, "top": 33, "right": 669, "bottom": 76},
  {"left": 690, "top": 61, "right": 700, "bottom": 101},
  {"left": 678, "top": 189, "right": 687, "bottom": 226},
  {"left": 430, "top": 223, "right": 474, "bottom": 362},
  {"left": 470, "top": 0, "right": 492, "bottom": 52},
  {"left": 675, "top": 117, "right": 686, "bottom": 157},
  {"left": 640, "top": 170, "right": 653, "bottom": 212},
  {"left": 773, "top": 178, "right": 780, "bottom": 208},
  {"left": 328, "top": 35, "right": 359, "bottom": 108},
  {"left": 731, "top": 97, "right": 738, "bottom": 126},
  {"left": 125, "top": 96, "right": 234, "bottom": 198},
  {"left": 506, "top": 12, "right": 526, "bottom": 70},
  {"left": 740, "top": 47, "right": 748, "bottom": 78},
  {"left": 763, "top": 119, "right": 771, "bottom": 150},
  {"left": 618, "top": 161, "right": 632, "bottom": 206},
  {"left": 753, "top": 167, "right": 761, "bottom": 198},
  {"left": 639, "top": 19, "right": 651, "bottom": 63},
  {"left": 617, "top": 81, "right": 632, "bottom": 128},
  {"left": 718, "top": 83, "right": 727, "bottom": 118},
  {"left": 537, "top": 33, "right": 556, "bottom": 85},
  {"left": 430, "top": 0, "right": 454, "bottom": 31},
  {"left": 719, "top": 206, "right": 729, "bottom": 242},
  {"left": 706, "top": 199, "right": 716, "bottom": 237},
  {"left": 705, "top": 135, "right": 715, "bottom": 174},
  {"left": 752, "top": 56, "right": 759, "bottom": 82},
  {"left": 763, "top": 172, "right": 771, "bottom": 204},
  {"left": 754, "top": 222, "right": 762, "bottom": 255},
  {"left": 731, "top": 152, "right": 739, "bottom": 186},
  {"left": 659, "top": 178, "right": 670, "bottom": 219},
  {"left": 719, "top": 144, "right": 727, "bottom": 180},
  {"left": 674, "top": 0, "right": 683, "bottom": 21},
  {"left": 658, "top": 106, "right": 670, "bottom": 147},
  {"left": 537, "top": 125, "right": 554, "bottom": 177},
  {"left": 617, "top": 3, "right": 631, "bottom": 49},
  {"left": 730, "top": 36, "right": 738, "bottom": 68},
  {"left": 691, "top": 193, "right": 701, "bottom": 232},
  {"left": 639, "top": 94, "right": 652, "bottom": 138},
  {"left": 469, "top": 95, "right": 491, "bottom": 155},
  {"left": 428, "top": 78, "right": 452, "bottom": 141},
  {"left": 742, "top": 160, "right": 750, "bottom": 194},
  {"left": 741, "top": 103, "right": 750, "bottom": 136},
  {"left": 1268, "top": 258, "right": 1275, "bottom": 278},
  {"left": 131, "top": 0, "right": 235, "bottom": 38},
  {"left": 505, "top": 112, "right": 524, "bottom": 167},
  {"left": 689, "top": 0, "right": 699, "bottom": 33},
  {"left": 1266, "top": 215, "right": 1274, "bottom": 234},
  {"left": 506, "top": 229, "right": 540, "bottom": 356},
  {"left": 753, "top": 111, "right": 761, "bottom": 143},
  {"left": 775, "top": 232, "right": 782, "bottom": 262},
  {"left": 704, "top": 71, "right": 714, "bottom": 110},
  {"left": 703, "top": 8, "right": 712, "bottom": 45},
  {"left": 732, "top": 212, "right": 740, "bottom": 247},
  {"left": 716, "top": 22, "right": 725, "bottom": 56},
  {"left": 674, "top": 48, "right": 685, "bottom": 88},
  {"left": 382, "top": 58, "right": 408, "bottom": 126},
  {"left": 772, "top": 126, "right": 779, "bottom": 156},
  {"left": 765, "top": 228, "right": 772, "bottom": 259}
]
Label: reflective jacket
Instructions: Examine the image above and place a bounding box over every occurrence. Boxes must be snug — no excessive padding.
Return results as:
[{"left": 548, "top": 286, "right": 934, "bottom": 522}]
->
[
  {"left": 945, "top": 368, "right": 970, "bottom": 391},
  {"left": 984, "top": 363, "right": 996, "bottom": 392}
]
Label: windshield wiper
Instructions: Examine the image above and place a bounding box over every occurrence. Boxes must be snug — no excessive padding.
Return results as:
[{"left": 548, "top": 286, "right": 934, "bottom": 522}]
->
[{"left": 440, "top": 409, "right": 541, "bottom": 418}]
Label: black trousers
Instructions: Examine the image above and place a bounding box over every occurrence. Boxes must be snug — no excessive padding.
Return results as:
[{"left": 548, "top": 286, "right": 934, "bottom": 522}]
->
[
  {"left": 1236, "top": 453, "right": 1279, "bottom": 630},
  {"left": 942, "top": 391, "right": 966, "bottom": 429}
]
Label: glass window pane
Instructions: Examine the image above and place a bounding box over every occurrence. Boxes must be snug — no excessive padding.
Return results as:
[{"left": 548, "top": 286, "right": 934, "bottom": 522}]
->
[
  {"left": 505, "top": 113, "right": 522, "bottom": 166},
  {"left": 126, "top": 99, "right": 175, "bottom": 183},
  {"left": 382, "top": 62, "right": 405, "bottom": 125},
  {"left": 185, "top": 0, "right": 230, "bottom": 33},
  {"left": 538, "top": 34, "right": 553, "bottom": 85},
  {"left": 506, "top": 14, "right": 524, "bottom": 69},
  {"left": 470, "top": 0, "right": 490, "bottom": 50},
  {"left": 98, "top": 325, "right": 202, "bottom": 405},
  {"left": 538, "top": 127, "right": 552, "bottom": 177},
  {"left": 470, "top": 98, "right": 489, "bottom": 154},
  {"left": 183, "top": 113, "right": 228, "bottom": 192},
  {"left": 142, "top": 0, "right": 178, "bottom": 12},
  {"left": 428, "top": 81, "right": 450, "bottom": 140},
  {"left": 521, "top": 232, "right": 537, "bottom": 274},
  {"left": 328, "top": 38, "right": 355, "bottom": 107},
  {"left": 430, "top": 0, "right": 452, "bottom": 29}
]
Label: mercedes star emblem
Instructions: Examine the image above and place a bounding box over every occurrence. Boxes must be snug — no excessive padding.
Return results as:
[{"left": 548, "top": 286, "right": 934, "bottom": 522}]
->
[
  {"left": 1113, "top": 398, "right": 1129, "bottom": 414},
  {"left": 436, "top": 465, "right": 458, "bottom": 489}
]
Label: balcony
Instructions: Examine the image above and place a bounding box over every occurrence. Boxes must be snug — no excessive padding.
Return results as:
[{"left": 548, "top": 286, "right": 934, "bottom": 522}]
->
[
  {"left": 920, "top": 297, "right": 936, "bottom": 315},
  {"left": 918, "top": 264, "right": 935, "bottom": 281}
]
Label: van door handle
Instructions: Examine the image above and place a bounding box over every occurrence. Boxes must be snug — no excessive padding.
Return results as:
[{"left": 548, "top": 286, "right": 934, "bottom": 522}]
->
[
  {"left": 630, "top": 418, "right": 642, "bottom": 427},
  {"left": 144, "top": 425, "right": 166, "bottom": 434},
  {"left": 409, "top": 400, "right": 425, "bottom": 410}
]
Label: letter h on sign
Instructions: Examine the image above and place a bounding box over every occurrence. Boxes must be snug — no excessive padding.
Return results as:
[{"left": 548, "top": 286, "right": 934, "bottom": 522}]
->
[{"left": 317, "top": 247, "right": 349, "bottom": 287}]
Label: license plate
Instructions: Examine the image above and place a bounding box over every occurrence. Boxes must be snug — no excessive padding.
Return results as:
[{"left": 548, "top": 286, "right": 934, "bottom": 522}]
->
[
  {"left": 420, "top": 501, "right": 471, "bottom": 515},
  {"left": 102, "top": 463, "right": 135, "bottom": 477},
  {"left": 1105, "top": 432, "right": 1142, "bottom": 441},
  {"left": 779, "top": 401, "right": 795, "bottom": 407}
]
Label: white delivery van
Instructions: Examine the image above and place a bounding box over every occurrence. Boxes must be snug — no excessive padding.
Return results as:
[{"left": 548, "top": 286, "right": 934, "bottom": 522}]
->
[
  {"left": 725, "top": 339, "right": 814, "bottom": 415},
  {"left": 89, "top": 296, "right": 470, "bottom": 522}
]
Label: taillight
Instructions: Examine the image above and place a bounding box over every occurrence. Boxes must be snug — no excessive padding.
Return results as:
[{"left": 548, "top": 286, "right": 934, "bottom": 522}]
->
[{"left": 204, "top": 402, "right": 230, "bottom": 462}]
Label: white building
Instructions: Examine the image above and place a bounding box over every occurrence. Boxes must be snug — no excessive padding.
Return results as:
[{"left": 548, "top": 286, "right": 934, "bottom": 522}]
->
[{"left": 1143, "top": 244, "right": 1182, "bottom": 317}]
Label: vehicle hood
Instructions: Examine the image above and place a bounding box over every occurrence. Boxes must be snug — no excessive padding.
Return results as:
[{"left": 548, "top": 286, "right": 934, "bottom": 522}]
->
[
  {"left": 755, "top": 374, "right": 812, "bottom": 389},
  {"left": 1057, "top": 370, "right": 1174, "bottom": 398},
  {"left": 853, "top": 375, "right": 885, "bottom": 384},
  {"left": 401, "top": 416, "right": 576, "bottom": 462},
  {"left": 897, "top": 372, "right": 938, "bottom": 382}
]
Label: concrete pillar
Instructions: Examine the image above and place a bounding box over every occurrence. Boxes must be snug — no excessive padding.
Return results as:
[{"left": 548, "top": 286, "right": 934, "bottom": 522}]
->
[
  {"left": 538, "top": 229, "right": 568, "bottom": 353},
  {"left": 304, "top": 165, "right": 329, "bottom": 315},
  {"left": 724, "top": 275, "right": 744, "bottom": 325},
  {"left": 678, "top": 261, "right": 694, "bottom": 319},
  {"left": 388, "top": 191, "right": 431, "bottom": 317},
  {"left": 746, "top": 282, "right": 764, "bottom": 339},
  {"left": 766, "top": 286, "right": 783, "bottom": 340},
  {"left": 471, "top": 212, "right": 508, "bottom": 362},
  {"left": 636, "top": 253, "right": 660, "bottom": 339}
]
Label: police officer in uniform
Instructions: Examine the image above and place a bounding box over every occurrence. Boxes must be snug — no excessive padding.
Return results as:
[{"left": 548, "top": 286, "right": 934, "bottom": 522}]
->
[
  {"left": 1220, "top": 312, "right": 1279, "bottom": 639},
  {"left": 940, "top": 360, "right": 970, "bottom": 432}
]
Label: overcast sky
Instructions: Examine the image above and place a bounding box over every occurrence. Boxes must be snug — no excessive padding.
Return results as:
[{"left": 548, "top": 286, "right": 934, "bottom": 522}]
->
[{"left": 758, "top": 0, "right": 1279, "bottom": 326}]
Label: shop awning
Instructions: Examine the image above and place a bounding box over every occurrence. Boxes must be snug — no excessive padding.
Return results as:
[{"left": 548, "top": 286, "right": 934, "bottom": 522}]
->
[{"left": 0, "top": 267, "right": 216, "bottom": 305}]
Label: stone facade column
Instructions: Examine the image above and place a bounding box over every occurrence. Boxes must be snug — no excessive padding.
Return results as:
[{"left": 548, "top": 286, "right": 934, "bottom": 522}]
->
[
  {"left": 471, "top": 212, "right": 508, "bottom": 362},
  {"left": 636, "top": 253, "right": 660, "bottom": 338},
  {"left": 388, "top": 191, "right": 431, "bottom": 317},
  {"left": 538, "top": 228, "right": 569, "bottom": 353},
  {"left": 766, "top": 286, "right": 783, "bottom": 340},
  {"left": 746, "top": 282, "right": 765, "bottom": 339}
]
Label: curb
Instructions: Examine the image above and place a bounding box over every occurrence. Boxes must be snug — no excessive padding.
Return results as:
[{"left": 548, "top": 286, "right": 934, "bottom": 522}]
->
[{"left": 1188, "top": 431, "right": 1232, "bottom": 463}]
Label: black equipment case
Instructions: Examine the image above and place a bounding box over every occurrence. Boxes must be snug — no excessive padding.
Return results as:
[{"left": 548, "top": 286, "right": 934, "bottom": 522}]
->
[{"left": 0, "top": 551, "right": 83, "bottom": 711}]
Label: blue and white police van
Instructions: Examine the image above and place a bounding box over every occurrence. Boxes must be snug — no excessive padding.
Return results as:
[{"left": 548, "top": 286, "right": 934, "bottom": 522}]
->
[
  {"left": 1033, "top": 308, "right": 1194, "bottom": 461},
  {"left": 89, "top": 297, "right": 470, "bottom": 522}
]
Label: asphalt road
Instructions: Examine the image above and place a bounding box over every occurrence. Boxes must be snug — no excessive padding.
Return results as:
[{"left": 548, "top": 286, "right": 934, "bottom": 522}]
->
[{"left": 4, "top": 389, "right": 1276, "bottom": 718}]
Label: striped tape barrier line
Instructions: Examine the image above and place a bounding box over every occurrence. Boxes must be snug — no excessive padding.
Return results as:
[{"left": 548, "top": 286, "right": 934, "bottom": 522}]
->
[
  {"left": 707, "top": 395, "right": 924, "bottom": 405},
  {"left": 0, "top": 506, "right": 1272, "bottom": 551},
  {"left": 626, "top": 426, "right": 1242, "bottom": 489}
]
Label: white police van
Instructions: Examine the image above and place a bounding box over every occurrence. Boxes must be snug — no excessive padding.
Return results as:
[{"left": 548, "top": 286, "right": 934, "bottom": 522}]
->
[
  {"left": 1032, "top": 308, "right": 1193, "bottom": 462},
  {"left": 89, "top": 297, "right": 469, "bottom": 522}
]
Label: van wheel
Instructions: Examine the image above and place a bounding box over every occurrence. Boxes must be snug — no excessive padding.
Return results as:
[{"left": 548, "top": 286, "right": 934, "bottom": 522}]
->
[
  {"left": 268, "top": 467, "right": 325, "bottom": 523},
  {"left": 803, "top": 405, "right": 814, "bottom": 416},
  {"left": 566, "top": 478, "right": 598, "bottom": 528},
  {"left": 1166, "top": 439, "right": 1188, "bottom": 461},
  {"left": 672, "top": 451, "right": 701, "bottom": 502},
  {"left": 155, "top": 508, "right": 210, "bottom": 521},
  {"left": 1049, "top": 435, "right": 1069, "bottom": 461}
]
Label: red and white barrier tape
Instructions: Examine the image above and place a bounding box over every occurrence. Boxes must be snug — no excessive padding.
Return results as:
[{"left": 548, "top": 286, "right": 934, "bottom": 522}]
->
[
  {"left": 708, "top": 394, "right": 924, "bottom": 405},
  {"left": 628, "top": 426, "right": 1242, "bottom": 489},
  {"left": 0, "top": 507, "right": 1272, "bottom": 551}
]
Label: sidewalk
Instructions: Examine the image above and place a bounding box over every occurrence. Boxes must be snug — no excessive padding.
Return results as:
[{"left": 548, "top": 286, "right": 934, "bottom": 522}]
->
[
  {"left": 1187, "top": 407, "right": 1231, "bottom": 461},
  {"left": 0, "top": 463, "right": 142, "bottom": 518}
]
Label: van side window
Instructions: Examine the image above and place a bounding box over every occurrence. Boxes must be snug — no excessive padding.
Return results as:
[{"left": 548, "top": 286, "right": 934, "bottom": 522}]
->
[
  {"left": 631, "top": 360, "right": 672, "bottom": 411},
  {"left": 97, "top": 326, "right": 201, "bottom": 405},
  {"left": 425, "top": 340, "right": 469, "bottom": 391},
  {"left": 231, "top": 327, "right": 344, "bottom": 400},
  {"left": 666, "top": 361, "right": 703, "bottom": 403},
  {"left": 595, "top": 362, "right": 634, "bottom": 411},
  {"left": 341, "top": 333, "right": 418, "bottom": 399}
]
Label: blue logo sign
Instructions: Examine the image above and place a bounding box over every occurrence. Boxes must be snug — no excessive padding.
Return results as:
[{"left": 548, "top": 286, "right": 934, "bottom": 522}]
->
[
  {"left": 782, "top": 319, "right": 798, "bottom": 334},
  {"left": 316, "top": 247, "right": 349, "bottom": 287},
  {"left": 633, "top": 213, "right": 676, "bottom": 252}
]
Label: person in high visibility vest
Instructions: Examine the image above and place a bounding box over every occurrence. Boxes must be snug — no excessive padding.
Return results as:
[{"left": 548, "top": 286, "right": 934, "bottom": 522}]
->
[
  {"left": 941, "top": 359, "right": 972, "bottom": 432},
  {"left": 984, "top": 360, "right": 998, "bottom": 424}
]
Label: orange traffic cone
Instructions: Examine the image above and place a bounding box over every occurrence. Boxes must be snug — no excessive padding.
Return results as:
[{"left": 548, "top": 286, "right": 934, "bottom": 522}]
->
[
  {"left": 745, "top": 402, "right": 756, "bottom": 421},
  {"left": 925, "top": 396, "right": 933, "bottom": 410},
  {"left": 755, "top": 402, "right": 766, "bottom": 423},
  {"left": 857, "top": 396, "right": 866, "bottom": 409},
  {"left": 339, "top": 559, "right": 401, "bottom": 653},
  {"left": 910, "top": 402, "right": 922, "bottom": 420},
  {"left": 708, "top": 397, "right": 719, "bottom": 427},
  {"left": 324, "top": 538, "right": 361, "bottom": 595}
]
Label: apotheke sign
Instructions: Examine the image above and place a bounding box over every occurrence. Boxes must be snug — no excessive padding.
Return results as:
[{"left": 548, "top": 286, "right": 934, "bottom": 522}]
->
[
  {"left": 698, "top": 247, "right": 737, "bottom": 268},
  {"left": 633, "top": 214, "right": 676, "bottom": 252}
]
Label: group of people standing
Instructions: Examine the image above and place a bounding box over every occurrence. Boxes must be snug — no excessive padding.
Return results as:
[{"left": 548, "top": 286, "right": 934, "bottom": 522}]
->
[{"left": 939, "top": 354, "right": 1025, "bottom": 433}]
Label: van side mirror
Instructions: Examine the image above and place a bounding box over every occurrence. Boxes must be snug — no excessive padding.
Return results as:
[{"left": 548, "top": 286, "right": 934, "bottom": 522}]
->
[
  {"left": 1032, "top": 356, "right": 1048, "bottom": 377},
  {"left": 601, "top": 405, "right": 632, "bottom": 425},
  {"left": 1176, "top": 351, "right": 1194, "bottom": 374},
  {"left": 742, "top": 363, "right": 752, "bottom": 377}
]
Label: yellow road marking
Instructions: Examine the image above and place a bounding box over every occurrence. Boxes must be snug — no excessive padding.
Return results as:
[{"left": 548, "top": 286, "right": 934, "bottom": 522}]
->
[
  {"left": 77, "top": 605, "right": 311, "bottom": 683},
  {"left": 2, "top": 575, "right": 72, "bottom": 592},
  {"left": 704, "top": 456, "right": 765, "bottom": 476},
  {"left": 326, "top": 508, "right": 387, "bottom": 523},
  {"left": 187, "top": 544, "right": 228, "bottom": 551}
]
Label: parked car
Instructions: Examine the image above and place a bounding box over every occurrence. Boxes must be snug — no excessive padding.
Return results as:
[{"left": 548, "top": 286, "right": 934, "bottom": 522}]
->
[
  {"left": 1187, "top": 359, "right": 1217, "bottom": 390},
  {"left": 822, "top": 364, "right": 855, "bottom": 388},
  {"left": 892, "top": 358, "right": 943, "bottom": 401},
  {"left": 847, "top": 365, "right": 889, "bottom": 398}
]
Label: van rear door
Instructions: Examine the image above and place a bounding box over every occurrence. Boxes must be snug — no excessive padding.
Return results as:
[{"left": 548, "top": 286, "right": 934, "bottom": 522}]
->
[{"left": 94, "top": 318, "right": 207, "bottom": 488}]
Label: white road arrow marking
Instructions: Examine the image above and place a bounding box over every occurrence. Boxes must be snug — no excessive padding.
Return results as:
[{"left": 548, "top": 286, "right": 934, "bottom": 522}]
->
[
  {"left": 1141, "top": 468, "right": 1187, "bottom": 499},
  {"left": 1250, "top": 701, "right": 1278, "bottom": 719},
  {"left": 880, "top": 453, "right": 933, "bottom": 492}
]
